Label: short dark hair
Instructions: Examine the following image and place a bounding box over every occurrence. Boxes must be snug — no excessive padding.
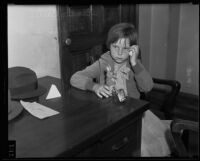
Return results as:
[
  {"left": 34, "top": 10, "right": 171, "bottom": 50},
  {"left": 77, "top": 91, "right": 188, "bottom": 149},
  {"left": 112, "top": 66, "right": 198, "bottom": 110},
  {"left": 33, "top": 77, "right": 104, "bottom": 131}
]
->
[{"left": 106, "top": 23, "right": 138, "bottom": 49}]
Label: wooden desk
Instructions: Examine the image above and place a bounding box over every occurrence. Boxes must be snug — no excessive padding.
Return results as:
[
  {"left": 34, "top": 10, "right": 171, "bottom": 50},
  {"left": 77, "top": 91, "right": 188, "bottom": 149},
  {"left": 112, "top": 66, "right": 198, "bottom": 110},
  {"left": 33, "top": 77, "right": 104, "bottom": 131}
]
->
[{"left": 8, "top": 76, "right": 150, "bottom": 158}]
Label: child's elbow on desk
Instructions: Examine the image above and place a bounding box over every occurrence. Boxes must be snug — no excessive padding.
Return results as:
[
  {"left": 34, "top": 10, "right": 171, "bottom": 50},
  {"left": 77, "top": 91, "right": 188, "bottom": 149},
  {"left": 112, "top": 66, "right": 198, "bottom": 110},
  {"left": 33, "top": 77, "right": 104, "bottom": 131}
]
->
[
  {"left": 70, "top": 72, "right": 94, "bottom": 91},
  {"left": 70, "top": 73, "right": 84, "bottom": 90}
]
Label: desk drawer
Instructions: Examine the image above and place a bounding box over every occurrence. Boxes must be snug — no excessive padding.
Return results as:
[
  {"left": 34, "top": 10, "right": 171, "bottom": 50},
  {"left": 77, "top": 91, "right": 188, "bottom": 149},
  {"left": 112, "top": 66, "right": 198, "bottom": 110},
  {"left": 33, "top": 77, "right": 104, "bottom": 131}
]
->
[{"left": 95, "top": 117, "right": 142, "bottom": 157}]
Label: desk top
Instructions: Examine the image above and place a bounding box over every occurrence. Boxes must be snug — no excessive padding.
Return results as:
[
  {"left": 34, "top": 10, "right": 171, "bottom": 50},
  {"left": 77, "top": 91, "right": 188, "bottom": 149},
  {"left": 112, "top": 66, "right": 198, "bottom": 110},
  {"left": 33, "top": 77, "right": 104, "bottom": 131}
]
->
[{"left": 8, "top": 76, "right": 149, "bottom": 158}]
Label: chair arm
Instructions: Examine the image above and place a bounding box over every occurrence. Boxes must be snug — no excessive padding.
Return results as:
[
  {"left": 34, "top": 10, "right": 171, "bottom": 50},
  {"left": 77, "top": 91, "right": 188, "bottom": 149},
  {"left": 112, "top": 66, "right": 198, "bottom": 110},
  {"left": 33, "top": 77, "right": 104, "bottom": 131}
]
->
[
  {"left": 152, "top": 78, "right": 181, "bottom": 119},
  {"left": 170, "top": 119, "right": 199, "bottom": 157},
  {"left": 171, "top": 119, "right": 199, "bottom": 134},
  {"left": 152, "top": 78, "right": 181, "bottom": 93},
  {"left": 140, "top": 78, "right": 181, "bottom": 107}
]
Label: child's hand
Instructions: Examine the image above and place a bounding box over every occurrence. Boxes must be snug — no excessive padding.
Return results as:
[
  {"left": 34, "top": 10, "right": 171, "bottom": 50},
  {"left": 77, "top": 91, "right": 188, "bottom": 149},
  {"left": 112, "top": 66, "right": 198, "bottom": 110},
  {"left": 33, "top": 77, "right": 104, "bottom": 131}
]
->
[
  {"left": 92, "top": 84, "right": 112, "bottom": 98},
  {"left": 129, "top": 45, "right": 139, "bottom": 66}
]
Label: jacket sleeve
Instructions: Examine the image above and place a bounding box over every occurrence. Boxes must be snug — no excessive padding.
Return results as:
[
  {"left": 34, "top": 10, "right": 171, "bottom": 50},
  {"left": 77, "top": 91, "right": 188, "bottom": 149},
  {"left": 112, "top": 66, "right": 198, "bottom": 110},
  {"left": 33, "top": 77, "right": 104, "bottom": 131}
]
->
[
  {"left": 132, "top": 59, "right": 154, "bottom": 92},
  {"left": 70, "top": 60, "right": 101, "bottom": 91}
]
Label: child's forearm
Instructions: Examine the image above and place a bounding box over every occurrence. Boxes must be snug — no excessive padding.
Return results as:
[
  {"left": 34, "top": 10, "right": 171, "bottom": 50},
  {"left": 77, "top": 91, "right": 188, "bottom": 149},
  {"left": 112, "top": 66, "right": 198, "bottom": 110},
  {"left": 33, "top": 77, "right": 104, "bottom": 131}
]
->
[
  {"left": 132, "top": 60, "right": 154, "bottom": 92},
  {"left": 70, "top": 60, "right": 101, "bottom": 90},
  {"left": 131, "top": 59, "right": 144, "bottom": 74},
  {"left": 70, "top": 72, "right": 95, "bottom": 90}
]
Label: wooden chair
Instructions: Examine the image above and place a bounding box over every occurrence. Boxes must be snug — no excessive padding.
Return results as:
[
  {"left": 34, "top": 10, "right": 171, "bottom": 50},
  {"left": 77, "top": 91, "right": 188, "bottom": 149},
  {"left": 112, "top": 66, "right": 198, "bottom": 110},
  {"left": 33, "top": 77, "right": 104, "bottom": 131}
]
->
[
  {"left": 170, "top": 119, "right": 199, "bottom": 158},
  {"left": 140, "top": 70, "right": 199, "bottom": 158},
  {"left": 137, "top": 50, "right": 198, "bottom": 157},
  {"left": 141, "top": 78, "right": 181, "bottom": 120}
]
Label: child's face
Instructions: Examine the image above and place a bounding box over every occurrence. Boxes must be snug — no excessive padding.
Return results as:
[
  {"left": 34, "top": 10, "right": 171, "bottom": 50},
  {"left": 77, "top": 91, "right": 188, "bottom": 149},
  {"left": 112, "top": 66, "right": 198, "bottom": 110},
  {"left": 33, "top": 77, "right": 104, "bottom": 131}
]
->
[{"left": 110, "top": 38, "right": 130, "bottom": 64}]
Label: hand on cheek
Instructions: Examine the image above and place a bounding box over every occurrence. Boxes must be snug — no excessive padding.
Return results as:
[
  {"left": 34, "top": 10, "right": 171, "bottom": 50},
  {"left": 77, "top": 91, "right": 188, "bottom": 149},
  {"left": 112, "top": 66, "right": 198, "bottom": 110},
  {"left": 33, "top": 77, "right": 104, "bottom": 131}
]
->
[{"left": 129, "top": 45, "right": 139, "bottom": 66}]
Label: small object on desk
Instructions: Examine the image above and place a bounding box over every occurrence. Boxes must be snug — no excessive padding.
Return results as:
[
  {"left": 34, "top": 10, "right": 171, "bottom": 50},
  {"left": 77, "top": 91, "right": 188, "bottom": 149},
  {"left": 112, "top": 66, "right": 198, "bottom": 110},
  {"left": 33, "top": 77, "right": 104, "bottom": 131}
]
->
[
  {"left": 117, "top": 89, "right": 126, "bottom": 102},
  {"left": 46, "top": 84, "right": 61, "bottom": 100},
  {"left": 20, "top": 100, "right": 59, "bottom": 119},
  {"left": 111, "top": 88, "right": 127, "bottom": 103}
]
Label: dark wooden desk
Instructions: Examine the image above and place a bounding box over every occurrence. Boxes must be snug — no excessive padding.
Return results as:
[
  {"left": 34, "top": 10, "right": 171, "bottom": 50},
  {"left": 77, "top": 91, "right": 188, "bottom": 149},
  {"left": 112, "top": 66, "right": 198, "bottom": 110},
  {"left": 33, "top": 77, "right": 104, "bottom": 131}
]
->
[{"left": 8, "top": 76, "right": 150, "bottom": 158}]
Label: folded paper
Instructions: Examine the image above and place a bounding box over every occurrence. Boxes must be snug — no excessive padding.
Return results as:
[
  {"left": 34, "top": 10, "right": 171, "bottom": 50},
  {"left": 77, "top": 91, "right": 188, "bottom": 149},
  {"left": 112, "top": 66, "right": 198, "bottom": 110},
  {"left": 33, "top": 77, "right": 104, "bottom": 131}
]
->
[
  {"left": 46, "top": 84, "right": 61, "bottom": 100},
  {"left": 20, "top": 100, "right": 59, "bottom": 119}
]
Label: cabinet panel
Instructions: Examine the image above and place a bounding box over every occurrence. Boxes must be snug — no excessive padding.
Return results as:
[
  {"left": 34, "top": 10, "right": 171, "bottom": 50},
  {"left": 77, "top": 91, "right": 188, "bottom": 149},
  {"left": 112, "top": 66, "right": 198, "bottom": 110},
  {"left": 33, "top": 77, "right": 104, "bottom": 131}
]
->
[
  {"left": 102, "top": 5, "right": 120, "bottom": 33},
  {"left": 92, "top": 5, "right": 104, "bottom": 33},
  {"left": 68, "top": 6, "right": 91, "bottom": 34},
  {"left": 71, "top": 51, "right": 90, "bottom": 73},
  {"left": 94, "top": 116, "right": 142, "bottom": 157},
  {"left": 75, "top": 143, "right": 98, "bottom": 157}
]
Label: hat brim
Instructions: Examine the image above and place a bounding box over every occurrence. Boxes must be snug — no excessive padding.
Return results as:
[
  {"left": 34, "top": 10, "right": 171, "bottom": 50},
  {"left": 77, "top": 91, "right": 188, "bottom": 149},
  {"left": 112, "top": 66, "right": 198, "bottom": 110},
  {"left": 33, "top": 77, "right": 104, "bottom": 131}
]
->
[
  {"left": 11, "top": 85, "right": 47, "bottom": 100},
  {"left": 8, "top": 100, "right": 23, "bottom": 121}
]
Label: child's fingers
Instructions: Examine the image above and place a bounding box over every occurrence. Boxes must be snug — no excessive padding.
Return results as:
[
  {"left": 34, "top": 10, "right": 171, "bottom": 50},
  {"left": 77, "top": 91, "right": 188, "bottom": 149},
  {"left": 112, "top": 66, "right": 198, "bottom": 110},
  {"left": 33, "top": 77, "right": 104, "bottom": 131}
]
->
[
  {"left": 104, "top": 85, "right": 111, "bottom": 91},
  {"left": 133, "top": 46, "right": 139, "bottom": 55},
  {"left": 103, "top": 86, "right": 112, "bottom": 95},
  {"left": 129, "top": 50, "right": 133, "bottom": 56},
  {"left": 100, "top": 91, "right": 109, "bottom": 98},
  {"left": 96, "top": 85, "right": 112, "bottom": 98},
  {"left": 97, "top": 92, "right": 103, "bottom": 98},
  {"left": 129, "top": 45, "right": 138, "bottom": 56},
  {"left": 131, "top": 45, "right": 138, "bottom": 50},
  {"left": 103, "top": 89, "right": 112, "bottom": 96},
  {"left": 102, "top": 87, "right": 112, "bottom": 96}
]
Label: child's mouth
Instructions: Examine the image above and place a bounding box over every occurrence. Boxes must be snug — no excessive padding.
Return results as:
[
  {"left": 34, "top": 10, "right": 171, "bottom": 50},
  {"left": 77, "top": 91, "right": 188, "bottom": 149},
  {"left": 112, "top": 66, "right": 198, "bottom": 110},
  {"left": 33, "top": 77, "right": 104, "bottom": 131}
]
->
[{"left": 115, "top": 57, "right": 123, "bottom": 60}]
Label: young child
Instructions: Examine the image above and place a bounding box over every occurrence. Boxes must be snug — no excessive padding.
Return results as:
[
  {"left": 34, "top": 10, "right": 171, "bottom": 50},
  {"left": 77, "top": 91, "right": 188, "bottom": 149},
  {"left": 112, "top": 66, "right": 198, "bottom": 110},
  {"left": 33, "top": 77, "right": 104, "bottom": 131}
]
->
[
  {"left": 70, "top": 23, "right": 173, "bottom": 156},
  {"left": 70, "top": 23, "right": 153, "bottom": 100}
]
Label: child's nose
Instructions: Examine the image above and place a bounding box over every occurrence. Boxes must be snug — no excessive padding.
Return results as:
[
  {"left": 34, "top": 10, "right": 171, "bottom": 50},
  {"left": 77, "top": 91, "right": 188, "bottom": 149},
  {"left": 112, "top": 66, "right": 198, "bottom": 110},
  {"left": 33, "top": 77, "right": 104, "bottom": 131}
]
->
[{"left": 118, "top": 48, "right": 123, "bottom": 55}]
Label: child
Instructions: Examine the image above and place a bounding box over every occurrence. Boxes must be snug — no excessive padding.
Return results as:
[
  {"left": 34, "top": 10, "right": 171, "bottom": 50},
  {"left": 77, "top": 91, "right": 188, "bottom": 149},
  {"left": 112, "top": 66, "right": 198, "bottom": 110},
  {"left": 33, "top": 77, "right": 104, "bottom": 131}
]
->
[
  {"left": 70, "top": 23, "right": 173, "bottom": 156},
  {"left": 70, "top": 23, "right": 153, "bottom": 100}
]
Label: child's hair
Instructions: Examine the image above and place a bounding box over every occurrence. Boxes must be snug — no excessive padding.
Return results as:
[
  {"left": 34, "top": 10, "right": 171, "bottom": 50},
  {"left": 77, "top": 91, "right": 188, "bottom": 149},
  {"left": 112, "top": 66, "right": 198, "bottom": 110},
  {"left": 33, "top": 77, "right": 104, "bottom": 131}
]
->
[{"left": 106, "top": 23, "right": 138, "bottom": 49}]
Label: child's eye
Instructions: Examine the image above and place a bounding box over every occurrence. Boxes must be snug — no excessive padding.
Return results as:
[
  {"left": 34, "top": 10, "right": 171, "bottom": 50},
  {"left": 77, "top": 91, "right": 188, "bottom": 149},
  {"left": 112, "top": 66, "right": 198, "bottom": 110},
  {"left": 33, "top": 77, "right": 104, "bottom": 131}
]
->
[
  {"left": 113, "top": 45, "right": 118, "bottom": 48},
  {"left": 123, "top": 48, "right": 129, "bottom": 52}
]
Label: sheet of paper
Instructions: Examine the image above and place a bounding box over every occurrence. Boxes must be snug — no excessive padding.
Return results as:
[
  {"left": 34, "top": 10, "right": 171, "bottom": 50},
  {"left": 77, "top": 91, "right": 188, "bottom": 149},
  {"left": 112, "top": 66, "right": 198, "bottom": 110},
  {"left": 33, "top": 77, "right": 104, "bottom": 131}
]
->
[
  {"left": 46, "top": 84, "right": 61, "bottom": 100},
  {"left": 20, "top": 100, "right": 59, "bottom": 119}
]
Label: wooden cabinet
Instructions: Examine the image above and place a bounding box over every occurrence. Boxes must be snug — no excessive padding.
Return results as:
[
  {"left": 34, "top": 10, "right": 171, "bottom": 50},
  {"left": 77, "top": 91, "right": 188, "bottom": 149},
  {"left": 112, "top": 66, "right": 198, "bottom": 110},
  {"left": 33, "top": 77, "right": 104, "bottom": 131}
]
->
[
  {"left": 75, "top": 114, "right": 142, "bottom": 157},
  {"left": 57, "top": 5, "right": 138, "bottom": 90},
  {"left": 94, "top": 116, "right": 142, "bottom": 157}
]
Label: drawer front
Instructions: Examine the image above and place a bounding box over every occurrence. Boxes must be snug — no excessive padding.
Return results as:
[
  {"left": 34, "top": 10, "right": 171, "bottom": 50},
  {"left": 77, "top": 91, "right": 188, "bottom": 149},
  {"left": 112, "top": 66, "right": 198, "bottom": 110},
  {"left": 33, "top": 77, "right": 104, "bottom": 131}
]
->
[
  {"left": 75, "top": 144, "right": 98, "bottom": 157},
  {"left": 94, "top": 117, "right": 142, "bottom": 157}
]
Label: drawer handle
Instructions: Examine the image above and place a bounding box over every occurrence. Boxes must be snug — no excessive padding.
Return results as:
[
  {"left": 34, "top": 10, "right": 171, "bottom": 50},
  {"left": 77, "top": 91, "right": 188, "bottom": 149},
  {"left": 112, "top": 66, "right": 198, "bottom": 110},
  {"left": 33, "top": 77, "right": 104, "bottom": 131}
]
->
[{"left": 111, "top": 137, "right": 129, "bottom": 151}]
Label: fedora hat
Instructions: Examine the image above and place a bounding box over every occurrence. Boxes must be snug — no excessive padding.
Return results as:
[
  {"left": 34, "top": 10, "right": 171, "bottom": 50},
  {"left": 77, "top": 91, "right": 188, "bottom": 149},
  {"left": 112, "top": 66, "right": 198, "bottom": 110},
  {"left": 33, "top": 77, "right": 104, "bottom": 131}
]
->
[
  {"left": 8, "top": 89, "right": 23, "bottom": 121},
  {"left": 8, "top": 66, "right": 46, "bottom": 100}
]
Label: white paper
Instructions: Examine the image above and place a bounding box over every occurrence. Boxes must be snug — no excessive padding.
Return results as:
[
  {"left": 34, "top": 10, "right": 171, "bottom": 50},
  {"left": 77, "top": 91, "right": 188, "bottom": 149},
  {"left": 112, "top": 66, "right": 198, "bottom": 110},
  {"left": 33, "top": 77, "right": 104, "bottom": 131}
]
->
[
  {"left": 46, "top": 84, "right": 61, "bottom": 100},
  {"left": 20, "top": 100, "right": 59, "bottom": 119}
]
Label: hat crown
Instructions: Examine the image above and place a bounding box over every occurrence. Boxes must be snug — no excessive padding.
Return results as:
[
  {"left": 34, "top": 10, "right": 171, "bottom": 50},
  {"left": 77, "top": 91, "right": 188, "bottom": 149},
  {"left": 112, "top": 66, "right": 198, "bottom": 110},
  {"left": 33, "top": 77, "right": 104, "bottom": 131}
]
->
[
  {"left": 8, "top": 66, "right": 43, "bottom": 99},
  {"left": 9, "top": 67, "right": 37, "bottom": 88}
]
